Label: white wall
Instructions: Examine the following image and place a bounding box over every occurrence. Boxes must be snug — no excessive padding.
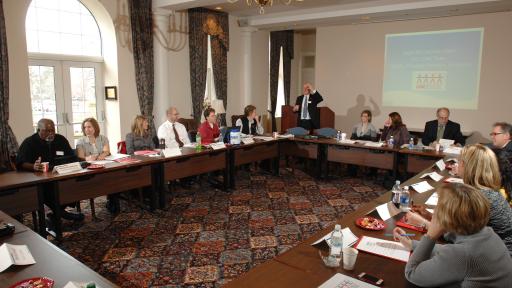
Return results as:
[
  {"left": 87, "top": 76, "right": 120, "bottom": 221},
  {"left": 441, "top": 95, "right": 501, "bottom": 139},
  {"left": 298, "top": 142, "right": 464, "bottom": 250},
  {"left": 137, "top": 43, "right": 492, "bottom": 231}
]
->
[{"left": 316, "top": 11, "right": 512, "bottom": 144}]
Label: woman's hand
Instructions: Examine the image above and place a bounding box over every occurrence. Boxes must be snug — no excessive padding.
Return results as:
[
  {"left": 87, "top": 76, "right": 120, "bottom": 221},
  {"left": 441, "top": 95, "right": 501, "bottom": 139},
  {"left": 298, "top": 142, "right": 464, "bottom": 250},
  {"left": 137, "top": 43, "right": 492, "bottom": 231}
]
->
[
  {"left": 393, "top": 227, "right": 413, "bottom": 251},
  {"left": 411, "top": 204, "right": 433, "bottom": 221},
  {"left": 426, "top": 215, "right": 446, "bottom": 240},
  {"left": 404, "top": 211, "right": 429, "bottom": 229}
]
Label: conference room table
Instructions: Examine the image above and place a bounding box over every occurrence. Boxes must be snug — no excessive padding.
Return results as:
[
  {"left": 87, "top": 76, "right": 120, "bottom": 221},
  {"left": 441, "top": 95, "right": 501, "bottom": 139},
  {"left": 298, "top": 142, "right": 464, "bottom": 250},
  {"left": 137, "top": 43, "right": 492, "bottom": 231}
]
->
[
  {"left": 0, "top": 137, "right": 448, "bottom": 242},
  {"left": 224, "top": 161, "right": 449, "bottom": 288},
  {"left": 0, "top": 210, "right": 117, "bottom": 287}
]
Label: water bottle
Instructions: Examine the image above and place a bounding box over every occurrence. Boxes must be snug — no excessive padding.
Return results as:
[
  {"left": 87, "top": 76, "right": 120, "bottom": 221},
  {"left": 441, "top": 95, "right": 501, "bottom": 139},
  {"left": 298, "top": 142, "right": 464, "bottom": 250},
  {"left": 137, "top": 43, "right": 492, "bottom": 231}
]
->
[
  {"left": 330, "top": 224, "right": 343, "bottom": 254},
  {"left": 195, "top": 132, "right": 202, "bottom": 151},
  {"left": 391, "top": 180, "right": 401, "bottom": 208},
  {"left": 388, "top": 135, "right": 395, "bottom": 147},
  {"left": 400, "top": 186, "right": 411, "bottom": 211},
  {"left": 336, "top": 130, "right": 341, "bottom": 142},
  {"left": 408, "top": 137, "right": 414, "bottom": 150}
]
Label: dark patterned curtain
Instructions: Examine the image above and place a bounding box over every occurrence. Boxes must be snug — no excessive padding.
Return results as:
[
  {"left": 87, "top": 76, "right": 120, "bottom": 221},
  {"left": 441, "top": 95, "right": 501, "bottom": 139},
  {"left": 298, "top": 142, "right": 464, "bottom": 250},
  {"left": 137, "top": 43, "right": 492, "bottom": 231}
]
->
[
  {"left": 129, "top": 0, "right": 155, "bottom": 134},
  {"left": 269, "top": 30, "right": 294, "bottom": 131},
  {"left": 188, "top": 8, "right": 229, "bottom": 125},
  {"left": 0, "top": 0, "right": 18, "bottom": 170},
  {"left": 209, "top": 11, "right": 229, "bottom": 126},
  {"left": 188, "top": 8, "right": 208, "bottom": 123}
]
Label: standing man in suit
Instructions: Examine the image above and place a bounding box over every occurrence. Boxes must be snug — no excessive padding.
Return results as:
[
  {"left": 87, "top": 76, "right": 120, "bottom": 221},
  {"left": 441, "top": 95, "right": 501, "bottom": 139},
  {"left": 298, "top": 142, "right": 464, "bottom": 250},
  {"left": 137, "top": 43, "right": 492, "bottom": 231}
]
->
[
  {"left": 293, "top": 83, "right": 323, "bottom": 130},
  {"left": 422, "top": 107, "right": 465, "bottom": 146}
]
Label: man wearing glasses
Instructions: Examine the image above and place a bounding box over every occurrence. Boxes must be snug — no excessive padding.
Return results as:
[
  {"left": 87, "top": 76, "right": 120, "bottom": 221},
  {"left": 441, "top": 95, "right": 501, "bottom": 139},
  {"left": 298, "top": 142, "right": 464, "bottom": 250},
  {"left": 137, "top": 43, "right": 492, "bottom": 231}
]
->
[
  {"left": 490, "top": 122, "right": 512, "bottom": 153},
  {"left": 422, "top": 107, "right": 465, "bottom": 146}
]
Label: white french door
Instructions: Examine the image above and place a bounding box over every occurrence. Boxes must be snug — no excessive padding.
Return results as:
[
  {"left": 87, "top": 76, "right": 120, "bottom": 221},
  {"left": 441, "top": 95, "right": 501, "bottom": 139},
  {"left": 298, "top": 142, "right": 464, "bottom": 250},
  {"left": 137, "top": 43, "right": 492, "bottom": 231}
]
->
[{"left": 28, "top": 60, "right": 104, "bottom": 147}]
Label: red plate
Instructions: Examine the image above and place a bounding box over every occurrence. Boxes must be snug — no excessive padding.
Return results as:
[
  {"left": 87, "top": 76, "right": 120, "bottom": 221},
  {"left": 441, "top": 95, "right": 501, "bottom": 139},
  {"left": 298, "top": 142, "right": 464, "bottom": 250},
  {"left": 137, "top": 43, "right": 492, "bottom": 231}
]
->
[
  {"left": 87, "top": 164, "right": 105, "bottom": 170},
  {"left": 355, "top": 216, "right": 386, "bottom": 230},
  {"left": 9, "top": 277, "right": 54, "bottom": 288}
]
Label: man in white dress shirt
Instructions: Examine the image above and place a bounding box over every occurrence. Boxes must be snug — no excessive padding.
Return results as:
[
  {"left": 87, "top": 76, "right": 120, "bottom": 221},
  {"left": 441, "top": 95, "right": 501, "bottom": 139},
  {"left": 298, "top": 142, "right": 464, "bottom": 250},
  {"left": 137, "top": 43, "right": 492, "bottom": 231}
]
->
[{"left": 157, "top": 107, "right": 191, "bottom": 148}]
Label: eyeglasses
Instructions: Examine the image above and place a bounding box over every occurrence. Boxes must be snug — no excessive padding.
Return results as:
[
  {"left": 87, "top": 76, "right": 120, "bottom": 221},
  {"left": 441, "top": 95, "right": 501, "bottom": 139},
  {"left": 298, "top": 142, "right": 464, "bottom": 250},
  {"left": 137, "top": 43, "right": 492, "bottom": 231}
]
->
[{"left": 489, "top": 132, "right": 504, "bottom": 137}]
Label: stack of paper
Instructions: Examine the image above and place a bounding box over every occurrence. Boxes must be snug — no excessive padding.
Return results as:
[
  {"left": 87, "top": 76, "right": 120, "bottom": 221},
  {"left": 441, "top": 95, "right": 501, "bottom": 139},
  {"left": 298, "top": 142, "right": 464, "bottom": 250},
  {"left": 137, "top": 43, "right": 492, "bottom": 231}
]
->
[
  {"left": 277, "top": 134, "right": 294, "bottom": 139},
  {"left": 339, "top": 139, "right": 356, "bottom": 144},
  {"left": 364, "top": 142, "right": 384, "bottom": 147},
  {"left": 443, "top": 147, "right": 462, "bottom": 155}
]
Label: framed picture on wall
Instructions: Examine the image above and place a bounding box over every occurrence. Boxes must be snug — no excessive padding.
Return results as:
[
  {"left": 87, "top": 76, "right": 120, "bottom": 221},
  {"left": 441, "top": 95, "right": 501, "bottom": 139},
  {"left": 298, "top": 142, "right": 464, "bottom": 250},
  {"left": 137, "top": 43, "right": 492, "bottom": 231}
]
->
[{"left": 105, "top": 86, "right": 117, "bottom": 100}]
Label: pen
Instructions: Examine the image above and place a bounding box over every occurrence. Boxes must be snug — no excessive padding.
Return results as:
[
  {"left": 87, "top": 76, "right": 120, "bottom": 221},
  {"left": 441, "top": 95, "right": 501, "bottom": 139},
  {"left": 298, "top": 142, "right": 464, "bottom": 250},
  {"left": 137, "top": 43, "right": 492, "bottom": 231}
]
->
[{"left": 385, "top": 233, "right": 415, "bottom": 237}]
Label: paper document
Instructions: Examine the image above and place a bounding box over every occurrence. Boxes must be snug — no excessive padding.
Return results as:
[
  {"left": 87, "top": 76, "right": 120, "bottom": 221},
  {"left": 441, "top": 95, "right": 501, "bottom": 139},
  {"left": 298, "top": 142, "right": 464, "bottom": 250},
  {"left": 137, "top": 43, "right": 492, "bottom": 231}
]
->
[
  {"left": 425, "top": 193, "right": 439, "bottom": 206},
  {"left": 318, "top": 273, "right": 378, "bottom": 288},
  {"left": 209, "top": 142, "right": 227, "bottom": 150},
  {"left": 0, "top": 243, "right": 36, "bottom": 272},
  {"left": 443, "top": 147, "right": 462, "bottom": 155},
  {"left": 241, "top": 138, "right": 255, "bottom": 145},
  {"left": 410, "top": 181, "right": 434, "bottom": 193},
  {"left": 184, "top": 143, "right": 197, "bottom": 148},
  {"left": 420, "top": 171, "right": 444, "bottom": 182},
  {"left": 162, "top": 148, "right": 182, "bottom": 157},
  {"left": 375, "top": 202, "right": 401, "bottom": 221},
  {"left": 277, "top": 134, "right": 294, "bottom": 139},
  {"left": 355, "top": 236, "right": 410, "bottom": 262},
  {"left": 364, "top": 142, "right": 384, "bottom": 147},
  {"left": 339, "top": 139, "right": 356, "bottom": 144},
  {"left": 253, "top": 136, "right": 274, "bottom": 141},
  {"left": 439, "top": 139, "right": 455, "bottom": 147},
  {"left": 312, "top": 227, "right": 359, "bottom": 255},
  {"left": 444, "top": 177, "right": 464, "bottom": 184},
  {"left": 435, "top": 159, "right": 446, "bottom": 171},
  {"left": 88, "top": 160, "right": 114, "bottom": 165},
  {"left": 105, "top": 153, "right": 129, "bottom": 161}
]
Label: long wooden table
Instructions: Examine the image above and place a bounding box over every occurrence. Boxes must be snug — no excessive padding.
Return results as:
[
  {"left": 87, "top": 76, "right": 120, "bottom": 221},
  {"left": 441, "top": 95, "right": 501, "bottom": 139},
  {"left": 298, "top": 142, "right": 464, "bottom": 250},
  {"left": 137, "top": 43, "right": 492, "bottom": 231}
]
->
[
  {"left": 0, "top": 211, "right": 117, "bottom": 287},
  {"left": 224, "top": 163, "right": 448, "bottom": 288}
]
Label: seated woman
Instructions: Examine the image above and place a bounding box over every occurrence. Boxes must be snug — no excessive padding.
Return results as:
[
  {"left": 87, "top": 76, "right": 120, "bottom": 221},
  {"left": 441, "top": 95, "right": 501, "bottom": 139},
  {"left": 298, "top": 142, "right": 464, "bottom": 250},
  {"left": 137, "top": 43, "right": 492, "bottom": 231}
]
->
[
  {"left": 126, "top": 115, "right": 158, "bottom": 155},
  {"left": 76, "top": 117, "right": 110, "bottom": 161},
  {"left": 236, "top": 105, "right": 264, "bottom": 136},
  {"left": 351, "top": 110, "right": 377, "bottom": 141},
  {"left": 408, "top": 144, "right": 512, "bottom": 255},
  {"left": 380, "top": 112, "right": 409, "bottom": 147},
  {"left": 394, "top": 183, "right": 512, "bottom": 287}
]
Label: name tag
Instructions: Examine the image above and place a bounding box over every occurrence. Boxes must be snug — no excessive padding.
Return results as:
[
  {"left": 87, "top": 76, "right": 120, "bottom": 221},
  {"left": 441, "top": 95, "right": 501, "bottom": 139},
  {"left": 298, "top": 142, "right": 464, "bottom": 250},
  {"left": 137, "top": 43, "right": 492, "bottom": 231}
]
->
[{"left": 56, "top": 151, "right": 64, "bottom": 156}]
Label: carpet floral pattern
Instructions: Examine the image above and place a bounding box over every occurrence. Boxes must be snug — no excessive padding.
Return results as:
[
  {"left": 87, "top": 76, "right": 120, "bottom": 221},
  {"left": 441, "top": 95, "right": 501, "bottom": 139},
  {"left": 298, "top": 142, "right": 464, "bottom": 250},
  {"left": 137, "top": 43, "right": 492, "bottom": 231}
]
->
[{"left": 45, "top": 169, "right": 386, "bottom": 287}]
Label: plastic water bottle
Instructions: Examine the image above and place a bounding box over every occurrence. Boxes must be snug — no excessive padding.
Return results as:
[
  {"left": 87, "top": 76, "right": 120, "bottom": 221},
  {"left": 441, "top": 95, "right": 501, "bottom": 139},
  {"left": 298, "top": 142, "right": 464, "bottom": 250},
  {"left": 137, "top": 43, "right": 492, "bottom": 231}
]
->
[
  {"left": 408, "top": 137, "right": 414, "bottom": 150},
  {"left": 400, "top": 186, "right": 411, "bottom": 211},
  {"left": 330, "top": 224, "right": 343, "bottom": 253},
  {"left": 391, "top": 180, "right": 401, "bottom": 208},
  {"left": 195, "top": 132, "right": 202, "bottom": 151},
  {"left": 388, "top": 135, "right": 395, "bottom": 147},
  {"left": 336, "top": 131, "right": 341, "bottom": 142}
]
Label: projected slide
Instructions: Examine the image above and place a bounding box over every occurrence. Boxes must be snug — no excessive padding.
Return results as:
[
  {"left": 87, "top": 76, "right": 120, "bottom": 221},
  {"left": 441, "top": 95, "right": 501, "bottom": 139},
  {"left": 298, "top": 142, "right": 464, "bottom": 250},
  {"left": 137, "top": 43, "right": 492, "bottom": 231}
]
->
[{"left": 382, "top": 28, "right": 484, "bottom": 109}]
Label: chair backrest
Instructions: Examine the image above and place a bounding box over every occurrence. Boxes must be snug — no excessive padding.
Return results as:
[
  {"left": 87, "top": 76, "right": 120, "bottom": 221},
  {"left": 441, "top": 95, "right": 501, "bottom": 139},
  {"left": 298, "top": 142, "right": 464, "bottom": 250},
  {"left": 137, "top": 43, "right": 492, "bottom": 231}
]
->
[
  {"left": 178, "top": 118, "right": 199, "bottom": 132},
  {"left": 286, "top": 127, "right": 309, "bottom": 136},
  {"left": 117, "top": 141, "right": 127, "bottom": 154},
  {"left": 231, "top": 115, "right": 244, "bottom": 127},
  {"left": 314, "top": 127, "right": 337, "bottom": 138}
]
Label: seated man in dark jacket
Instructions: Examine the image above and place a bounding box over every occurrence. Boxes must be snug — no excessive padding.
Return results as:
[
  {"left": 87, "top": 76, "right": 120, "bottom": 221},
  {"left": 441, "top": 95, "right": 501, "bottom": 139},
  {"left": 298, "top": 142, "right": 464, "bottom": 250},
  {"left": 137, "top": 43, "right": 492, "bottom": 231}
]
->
[
  {"left": 422, "top": 107, "right": 465, "bottom": 146},
  {"left": 16, "top": 118, "right": 84, "bottom": 224}
]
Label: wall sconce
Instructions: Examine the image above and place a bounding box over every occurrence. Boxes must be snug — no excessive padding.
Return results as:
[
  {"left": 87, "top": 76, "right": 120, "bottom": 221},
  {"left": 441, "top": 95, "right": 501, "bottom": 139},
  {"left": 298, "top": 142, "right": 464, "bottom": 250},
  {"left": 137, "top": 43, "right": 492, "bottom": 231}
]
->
[{"left": 105, "top": 86, "right": 118, "bottom": 100}]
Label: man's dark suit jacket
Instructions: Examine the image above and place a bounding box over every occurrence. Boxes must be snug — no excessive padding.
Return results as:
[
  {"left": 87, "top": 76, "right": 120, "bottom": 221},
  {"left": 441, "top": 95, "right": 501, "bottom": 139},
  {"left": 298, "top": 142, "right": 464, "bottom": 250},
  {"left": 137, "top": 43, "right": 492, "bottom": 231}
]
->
[
  {"left": 422, "top": 120, "right": 465, "bottom": 146},
  {"left": 295, "top": 91, "right": 323, "bottom": 129}
]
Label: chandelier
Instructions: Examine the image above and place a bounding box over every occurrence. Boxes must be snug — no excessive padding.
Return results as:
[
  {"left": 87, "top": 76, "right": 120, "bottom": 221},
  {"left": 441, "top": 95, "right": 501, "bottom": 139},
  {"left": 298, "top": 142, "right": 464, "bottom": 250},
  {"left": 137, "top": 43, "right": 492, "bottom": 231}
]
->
[{"left": 227, "top": 0, "right": 304, "bottom": 14}]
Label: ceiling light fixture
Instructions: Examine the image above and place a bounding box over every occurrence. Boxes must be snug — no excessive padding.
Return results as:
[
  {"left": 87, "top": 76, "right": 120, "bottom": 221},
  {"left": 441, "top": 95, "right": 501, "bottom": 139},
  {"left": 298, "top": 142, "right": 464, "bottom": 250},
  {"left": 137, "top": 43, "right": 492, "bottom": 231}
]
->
[{"left": 227, "top": 0, "right": 305, "bottom": 14}]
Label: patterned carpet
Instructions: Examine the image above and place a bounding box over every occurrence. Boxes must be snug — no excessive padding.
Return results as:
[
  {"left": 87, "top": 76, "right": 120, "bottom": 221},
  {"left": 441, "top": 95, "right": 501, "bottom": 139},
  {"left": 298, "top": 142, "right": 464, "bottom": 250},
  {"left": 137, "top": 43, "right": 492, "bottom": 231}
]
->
[{"left": 36, "top": 168, "right": 386, "bottom": 287}]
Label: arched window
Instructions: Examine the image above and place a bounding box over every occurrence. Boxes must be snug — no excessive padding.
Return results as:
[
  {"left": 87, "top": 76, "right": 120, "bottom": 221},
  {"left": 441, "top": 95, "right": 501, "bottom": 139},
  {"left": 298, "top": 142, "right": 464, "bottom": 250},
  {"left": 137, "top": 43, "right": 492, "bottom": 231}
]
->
[
  {"left": 26, "top": 0, "right": 102, "bottom": 56},
  {"left": 26, "top": 0, "right": 104, "bottom": 145}
]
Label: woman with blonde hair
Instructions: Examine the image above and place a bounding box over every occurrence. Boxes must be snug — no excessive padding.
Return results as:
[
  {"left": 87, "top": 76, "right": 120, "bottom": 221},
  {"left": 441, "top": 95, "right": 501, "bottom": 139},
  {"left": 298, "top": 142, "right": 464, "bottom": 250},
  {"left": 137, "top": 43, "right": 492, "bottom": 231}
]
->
[
  {"left": 76, "top": 117, "right": 110, "bottom": 161},
  {"left": 394, "top": 183, "right": 512, "bottom": 287},
  {"left": 408, "top": 144, "right": 512, "bottom": 254},
  {"left": 125, "top": 115, "right": 158, "bottom": 155}
]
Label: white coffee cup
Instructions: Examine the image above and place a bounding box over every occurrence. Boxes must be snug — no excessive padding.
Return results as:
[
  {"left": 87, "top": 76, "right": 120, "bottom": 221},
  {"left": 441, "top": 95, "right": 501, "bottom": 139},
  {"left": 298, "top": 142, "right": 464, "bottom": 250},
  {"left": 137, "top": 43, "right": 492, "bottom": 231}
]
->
[
  {"left": 435, "top": 143, "right": 441, "bottom": 152},
  {"left": 342, "top": 247, "right": 358, "bottom": 270},
  {"left": 341, "top": 133, "right": 347, "bottom": 141}
]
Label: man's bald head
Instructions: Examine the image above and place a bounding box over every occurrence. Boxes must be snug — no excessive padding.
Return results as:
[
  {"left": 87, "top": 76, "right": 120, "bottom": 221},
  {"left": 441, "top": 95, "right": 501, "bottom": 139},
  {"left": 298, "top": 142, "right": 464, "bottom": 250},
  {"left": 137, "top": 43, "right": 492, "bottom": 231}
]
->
[
  {"left": 166, "top": 107, "right": 180, "bottom": 123},
  {"left": 37, "top": 118, "right": 55, "bottom": 141}
]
